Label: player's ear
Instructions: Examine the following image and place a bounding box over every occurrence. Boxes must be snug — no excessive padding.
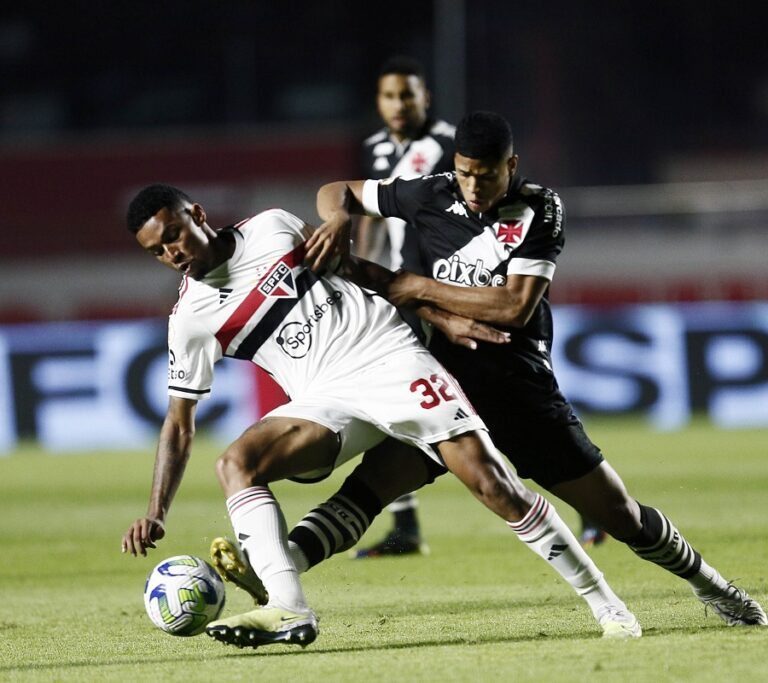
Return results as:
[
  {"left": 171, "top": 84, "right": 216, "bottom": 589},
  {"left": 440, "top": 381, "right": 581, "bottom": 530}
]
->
[
  {"left": 507, "top": 154, "right": 519, "bottom": 176},
  {"left": 424, "top": 88, "right": 432, "bottom": 109},
  {"left": 189, "top": 203, "right": 207, "bottom": 226}
]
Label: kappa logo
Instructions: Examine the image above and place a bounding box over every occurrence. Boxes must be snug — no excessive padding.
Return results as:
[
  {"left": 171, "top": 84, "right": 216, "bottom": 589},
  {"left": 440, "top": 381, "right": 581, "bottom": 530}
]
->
[
  {"left": 258, "top": 262, "right": 297, "bottom": 299},
  {"left": 445, "top": 201, "right": 468, "bottom": 217}
]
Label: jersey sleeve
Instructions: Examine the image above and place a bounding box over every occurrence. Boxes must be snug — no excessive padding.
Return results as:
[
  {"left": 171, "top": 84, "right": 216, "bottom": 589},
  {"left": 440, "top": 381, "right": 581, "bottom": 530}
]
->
[
  {"left": 241, "top": 209, "right": 309, "bottom": 260},
  {"left": 507, "top": 189, "right": 565, "bottom": 282},
  {"left": 167, "top": 312, "right": 220, "bottom": 400},
  {"left": 361, "top": 175, "right": 430, "bottom": 224}
]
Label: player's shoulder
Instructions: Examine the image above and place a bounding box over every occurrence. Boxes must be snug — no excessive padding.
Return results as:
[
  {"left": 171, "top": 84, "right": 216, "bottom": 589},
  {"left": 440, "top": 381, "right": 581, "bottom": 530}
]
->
[
  {"left": 169, "top": 278, "right": 203, "bottom": 325},
  {"left": 394, "top": 169, "right": 454, "bottom": 191},
  {"left": 420, "top": 169, "right": 456, "bottom": 187},
  {"left": 515, "top": 178, "right": 565, "bottom": 234},
  {"left": 363, "top": 127, "right": 389, "bottom": 148},
  {"left": 237, "top": 208, "right": 306, "bottom": 236},
  {"left": 518, "top": 178, "right": 561, "bottom": 205},
  {"left": 427, "top": 119, "right": 456, "bottom": 141}
]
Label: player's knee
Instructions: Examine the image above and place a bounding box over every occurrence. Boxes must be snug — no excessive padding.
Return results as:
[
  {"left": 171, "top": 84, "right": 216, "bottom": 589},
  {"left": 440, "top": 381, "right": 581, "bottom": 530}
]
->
[
  {"left": 215, "top": 443, "right": 268, "bottom": 488},
  {"left": 600, "top": 496, "right": 641, "bottom": 539}
]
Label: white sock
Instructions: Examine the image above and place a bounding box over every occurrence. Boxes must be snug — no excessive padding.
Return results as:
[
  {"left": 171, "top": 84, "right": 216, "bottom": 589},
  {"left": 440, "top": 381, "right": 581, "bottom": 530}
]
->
[
  {"left": 226, "top": 486, "right": 309, "bottom": 612},
  {"left": 508, "top": 494, "right": 626, "bottom": 620},
  {"left": 689, "top": 560, "right": 729, "bottom": 596}
]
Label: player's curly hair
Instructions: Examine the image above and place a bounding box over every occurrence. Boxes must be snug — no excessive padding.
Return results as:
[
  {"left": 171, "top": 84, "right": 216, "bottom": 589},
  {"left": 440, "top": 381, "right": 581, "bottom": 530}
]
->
[
  {"left": 378, "top": 55, "right": 425, "bottom": 81},
  {"left": 126, "top": 183, "right": 192, "bottom": 233},
  {"left": 455, "top": 111, "right": 514, "bottom": 161}
]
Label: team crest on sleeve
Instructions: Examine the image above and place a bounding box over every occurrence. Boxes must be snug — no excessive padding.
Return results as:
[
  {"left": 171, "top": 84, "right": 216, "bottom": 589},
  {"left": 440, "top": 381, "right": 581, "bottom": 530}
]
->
[
  {"left": 494, "top": 205, "right": 534, "bottom": 248},
  {"left": 258, "top": 261, "right": 297, "bottom": 299},
  {"left": 494, "top": 220, "right": 525, "bottom": 245}
]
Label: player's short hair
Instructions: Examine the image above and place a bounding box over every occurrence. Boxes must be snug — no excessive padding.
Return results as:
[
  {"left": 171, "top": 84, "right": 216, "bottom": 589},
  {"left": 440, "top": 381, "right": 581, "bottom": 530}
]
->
[
  {"left": 378, "top": 55, "right": 426, "bottom": 82},
  {"left": 455, "top": 111, "right": 514, "bottom": 161},
  {"left": 126, "top": 184, "right": 192, "bottom": 233}
]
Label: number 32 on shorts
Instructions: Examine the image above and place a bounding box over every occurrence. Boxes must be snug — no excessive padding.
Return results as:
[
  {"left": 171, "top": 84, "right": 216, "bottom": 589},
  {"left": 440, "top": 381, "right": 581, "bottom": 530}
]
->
[{"left": 410, "top": 374, "right": 457, "bottom": 409}]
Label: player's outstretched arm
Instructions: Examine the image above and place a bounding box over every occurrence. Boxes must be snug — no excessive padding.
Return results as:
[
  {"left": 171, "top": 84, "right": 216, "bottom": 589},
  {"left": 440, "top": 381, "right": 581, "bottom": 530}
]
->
[
  {"left": 336, "top": 255, "right": 509, "bottom": 348},
  {"left": 121, "top": 397, "right": 198, "bottom": 556},
  {"left": 389, "top": 270, "right": 550, "bottom": 328},
  {"left": 306, "top": 180, "right": 368, "bottom": 271}
]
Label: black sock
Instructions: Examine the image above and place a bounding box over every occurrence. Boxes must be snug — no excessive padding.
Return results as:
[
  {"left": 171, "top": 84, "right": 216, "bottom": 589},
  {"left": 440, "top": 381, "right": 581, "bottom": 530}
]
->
[
  {"left": 287, "top": 475, "right": 384, "bottom": 569},
  {"left": 625, "top": 503, "right": 702, "bottom": 579}
]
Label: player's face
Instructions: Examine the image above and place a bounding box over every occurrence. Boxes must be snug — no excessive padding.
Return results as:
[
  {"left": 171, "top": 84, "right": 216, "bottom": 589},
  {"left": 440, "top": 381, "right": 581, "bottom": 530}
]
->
[
  {"left": 454, "top": 153, "right": 519, "bottom": 214},
  {"left": 377, "top": 74, "right": 429, "bottom": 141},
  {"left": 135, "top": 204, "right": 218, "bottom": 280}
]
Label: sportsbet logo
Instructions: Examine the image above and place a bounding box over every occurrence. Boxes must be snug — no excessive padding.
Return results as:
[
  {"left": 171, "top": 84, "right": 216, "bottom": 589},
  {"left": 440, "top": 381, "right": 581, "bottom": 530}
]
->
[{"left": 276, "top": 291, "right": 343, "bottom": 359}]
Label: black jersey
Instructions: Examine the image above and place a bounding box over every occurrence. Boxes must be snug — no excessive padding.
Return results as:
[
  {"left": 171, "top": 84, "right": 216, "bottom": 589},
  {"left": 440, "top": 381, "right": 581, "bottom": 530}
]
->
[
  {"left": 364, "top": 171, "right": 604, "bottom": 488},
  {"left": 363, "top": 171, "right": 568, "bottom": 412},
  {"left": 362, "top": 118, "right": 455, "bottom": 181},
  {"left": 361, "top": 119, "right": 455, "bottom": 274}
]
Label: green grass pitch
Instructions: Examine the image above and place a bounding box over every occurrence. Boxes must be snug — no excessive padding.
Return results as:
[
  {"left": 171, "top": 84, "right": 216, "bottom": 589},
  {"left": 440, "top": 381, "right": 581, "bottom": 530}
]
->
[{"left": 1, "top": 418, "right": 766, "bottom": 682}]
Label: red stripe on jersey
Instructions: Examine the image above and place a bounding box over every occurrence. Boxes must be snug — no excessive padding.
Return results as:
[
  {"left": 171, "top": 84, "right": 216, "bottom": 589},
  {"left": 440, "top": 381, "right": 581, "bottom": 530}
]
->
[{"left": 214, "top": 242, "right": 306, "bottom": 353}]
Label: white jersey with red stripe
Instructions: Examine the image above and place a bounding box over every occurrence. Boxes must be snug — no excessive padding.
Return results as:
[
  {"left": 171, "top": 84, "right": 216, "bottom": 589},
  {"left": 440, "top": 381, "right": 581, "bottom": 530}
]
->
[
  {"left": 167, "top": 209, "right": 420, "bottom": 402},
  {"left": 166, "top": 209, "right": 486, "bottom": 469}
]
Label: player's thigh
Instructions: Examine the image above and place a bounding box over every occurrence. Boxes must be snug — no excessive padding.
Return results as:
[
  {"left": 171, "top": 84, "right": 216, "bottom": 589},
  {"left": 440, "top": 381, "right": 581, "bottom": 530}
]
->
[
  {"left": 351, "top": 437, "right": 446, "bottom": 505},
  {"left": 222, "top": 416, "right": 339, "bottom": 484}
]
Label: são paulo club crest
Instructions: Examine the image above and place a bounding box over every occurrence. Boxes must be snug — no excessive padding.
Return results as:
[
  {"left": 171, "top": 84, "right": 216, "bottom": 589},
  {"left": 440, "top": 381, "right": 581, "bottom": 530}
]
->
[{"left": 258, "top": 261, "right": 297, "bottom": 298}]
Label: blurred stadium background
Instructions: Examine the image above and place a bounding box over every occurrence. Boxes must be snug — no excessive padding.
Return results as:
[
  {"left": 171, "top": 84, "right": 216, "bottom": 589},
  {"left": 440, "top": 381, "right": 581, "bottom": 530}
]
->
[{"left": 1, "top": 0, "right": 767, "bottom": 453}]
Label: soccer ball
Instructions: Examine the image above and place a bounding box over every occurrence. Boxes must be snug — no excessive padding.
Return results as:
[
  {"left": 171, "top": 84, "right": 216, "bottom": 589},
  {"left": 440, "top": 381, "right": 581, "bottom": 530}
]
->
[{"left": 143, "top": 555, "right": 226, "bottom": 636}]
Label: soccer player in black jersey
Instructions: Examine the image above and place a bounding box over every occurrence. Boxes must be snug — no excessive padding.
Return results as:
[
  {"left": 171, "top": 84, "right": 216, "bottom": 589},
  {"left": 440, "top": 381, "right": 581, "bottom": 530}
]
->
[
  {"left": 353, "top": 57, "right": 455, "bottom": 558},
  {"left": 304, "top": 111, "right": 767, "bottom": 627}
]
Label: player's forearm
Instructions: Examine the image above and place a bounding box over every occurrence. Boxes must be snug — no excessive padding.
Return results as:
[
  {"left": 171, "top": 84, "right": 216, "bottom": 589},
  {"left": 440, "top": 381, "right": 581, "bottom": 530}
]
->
[
  {"left": 145, "top": 417, "right": 195, "bottom": 522},
  {"left": 316, "top": 181, "right": 365, "bottom": 222},
  {"left": 337, "top": 255, "right": 397, "bottom": 296},
  {"left": 392, "top": 272, "right": 531, "bottom": 327}
]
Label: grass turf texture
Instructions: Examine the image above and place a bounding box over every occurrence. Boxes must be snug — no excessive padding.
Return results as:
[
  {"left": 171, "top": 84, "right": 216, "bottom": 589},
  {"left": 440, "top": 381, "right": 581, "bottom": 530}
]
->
[{"left": 1, "top": 417, "right": 766, "bottom": 682}]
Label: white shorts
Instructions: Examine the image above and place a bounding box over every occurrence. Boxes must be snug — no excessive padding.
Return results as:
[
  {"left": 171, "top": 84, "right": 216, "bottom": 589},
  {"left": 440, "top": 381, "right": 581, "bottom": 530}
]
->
[{"left": 264, "top": 349, "right": 486, "bottom": 482}]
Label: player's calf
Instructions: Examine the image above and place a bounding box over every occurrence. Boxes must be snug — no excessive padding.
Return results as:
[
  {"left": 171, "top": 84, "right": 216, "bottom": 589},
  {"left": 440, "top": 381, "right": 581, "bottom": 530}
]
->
[{"left": 437, "top": 431, "right": 533, "bottom": 521}]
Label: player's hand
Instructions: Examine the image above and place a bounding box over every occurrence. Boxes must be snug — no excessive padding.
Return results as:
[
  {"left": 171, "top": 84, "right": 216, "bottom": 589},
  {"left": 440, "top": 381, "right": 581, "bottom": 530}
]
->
[
  {"left": 121, "top": 517, "right": 166, "bottom": 557},
  {"left": 305, "top": 214, "right": 351, "bottom": 272},
  {"left": 423, "top": 307, "right": 511, "bottom": 350}
]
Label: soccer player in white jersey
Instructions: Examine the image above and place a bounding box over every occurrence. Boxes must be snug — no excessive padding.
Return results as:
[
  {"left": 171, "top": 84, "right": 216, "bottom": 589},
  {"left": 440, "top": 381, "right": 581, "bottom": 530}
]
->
[{"left": 121, "top": 184, "right": 643, "bottom": 649}]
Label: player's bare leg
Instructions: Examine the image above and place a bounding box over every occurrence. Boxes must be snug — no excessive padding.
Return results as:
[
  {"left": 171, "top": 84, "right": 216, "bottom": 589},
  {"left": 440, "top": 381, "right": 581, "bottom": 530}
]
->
[
  {"left": 207, "top": 417, "right": 340, "bottom": 649},
  {"left": 436, "top": 431, "right": 641, "bottom": 638},
  {"left": 552, "top": 461, "right": 767, "bottom": 626}
]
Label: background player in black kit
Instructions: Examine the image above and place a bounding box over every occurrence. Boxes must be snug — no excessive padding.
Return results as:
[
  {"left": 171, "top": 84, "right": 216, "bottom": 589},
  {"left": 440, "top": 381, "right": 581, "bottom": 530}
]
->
[
  {"left": 306, "top": 111, "right": 767, "bottom": 627},
  {"left": 353, "top": 57, "right": 455, "bottom": 558}
]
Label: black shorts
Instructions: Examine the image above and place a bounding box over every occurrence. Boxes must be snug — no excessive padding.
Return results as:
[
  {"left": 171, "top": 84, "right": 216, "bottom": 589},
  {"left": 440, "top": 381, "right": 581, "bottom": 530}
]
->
[{"left": 461, "top": 376, "right": 604, "bottom": 490}]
